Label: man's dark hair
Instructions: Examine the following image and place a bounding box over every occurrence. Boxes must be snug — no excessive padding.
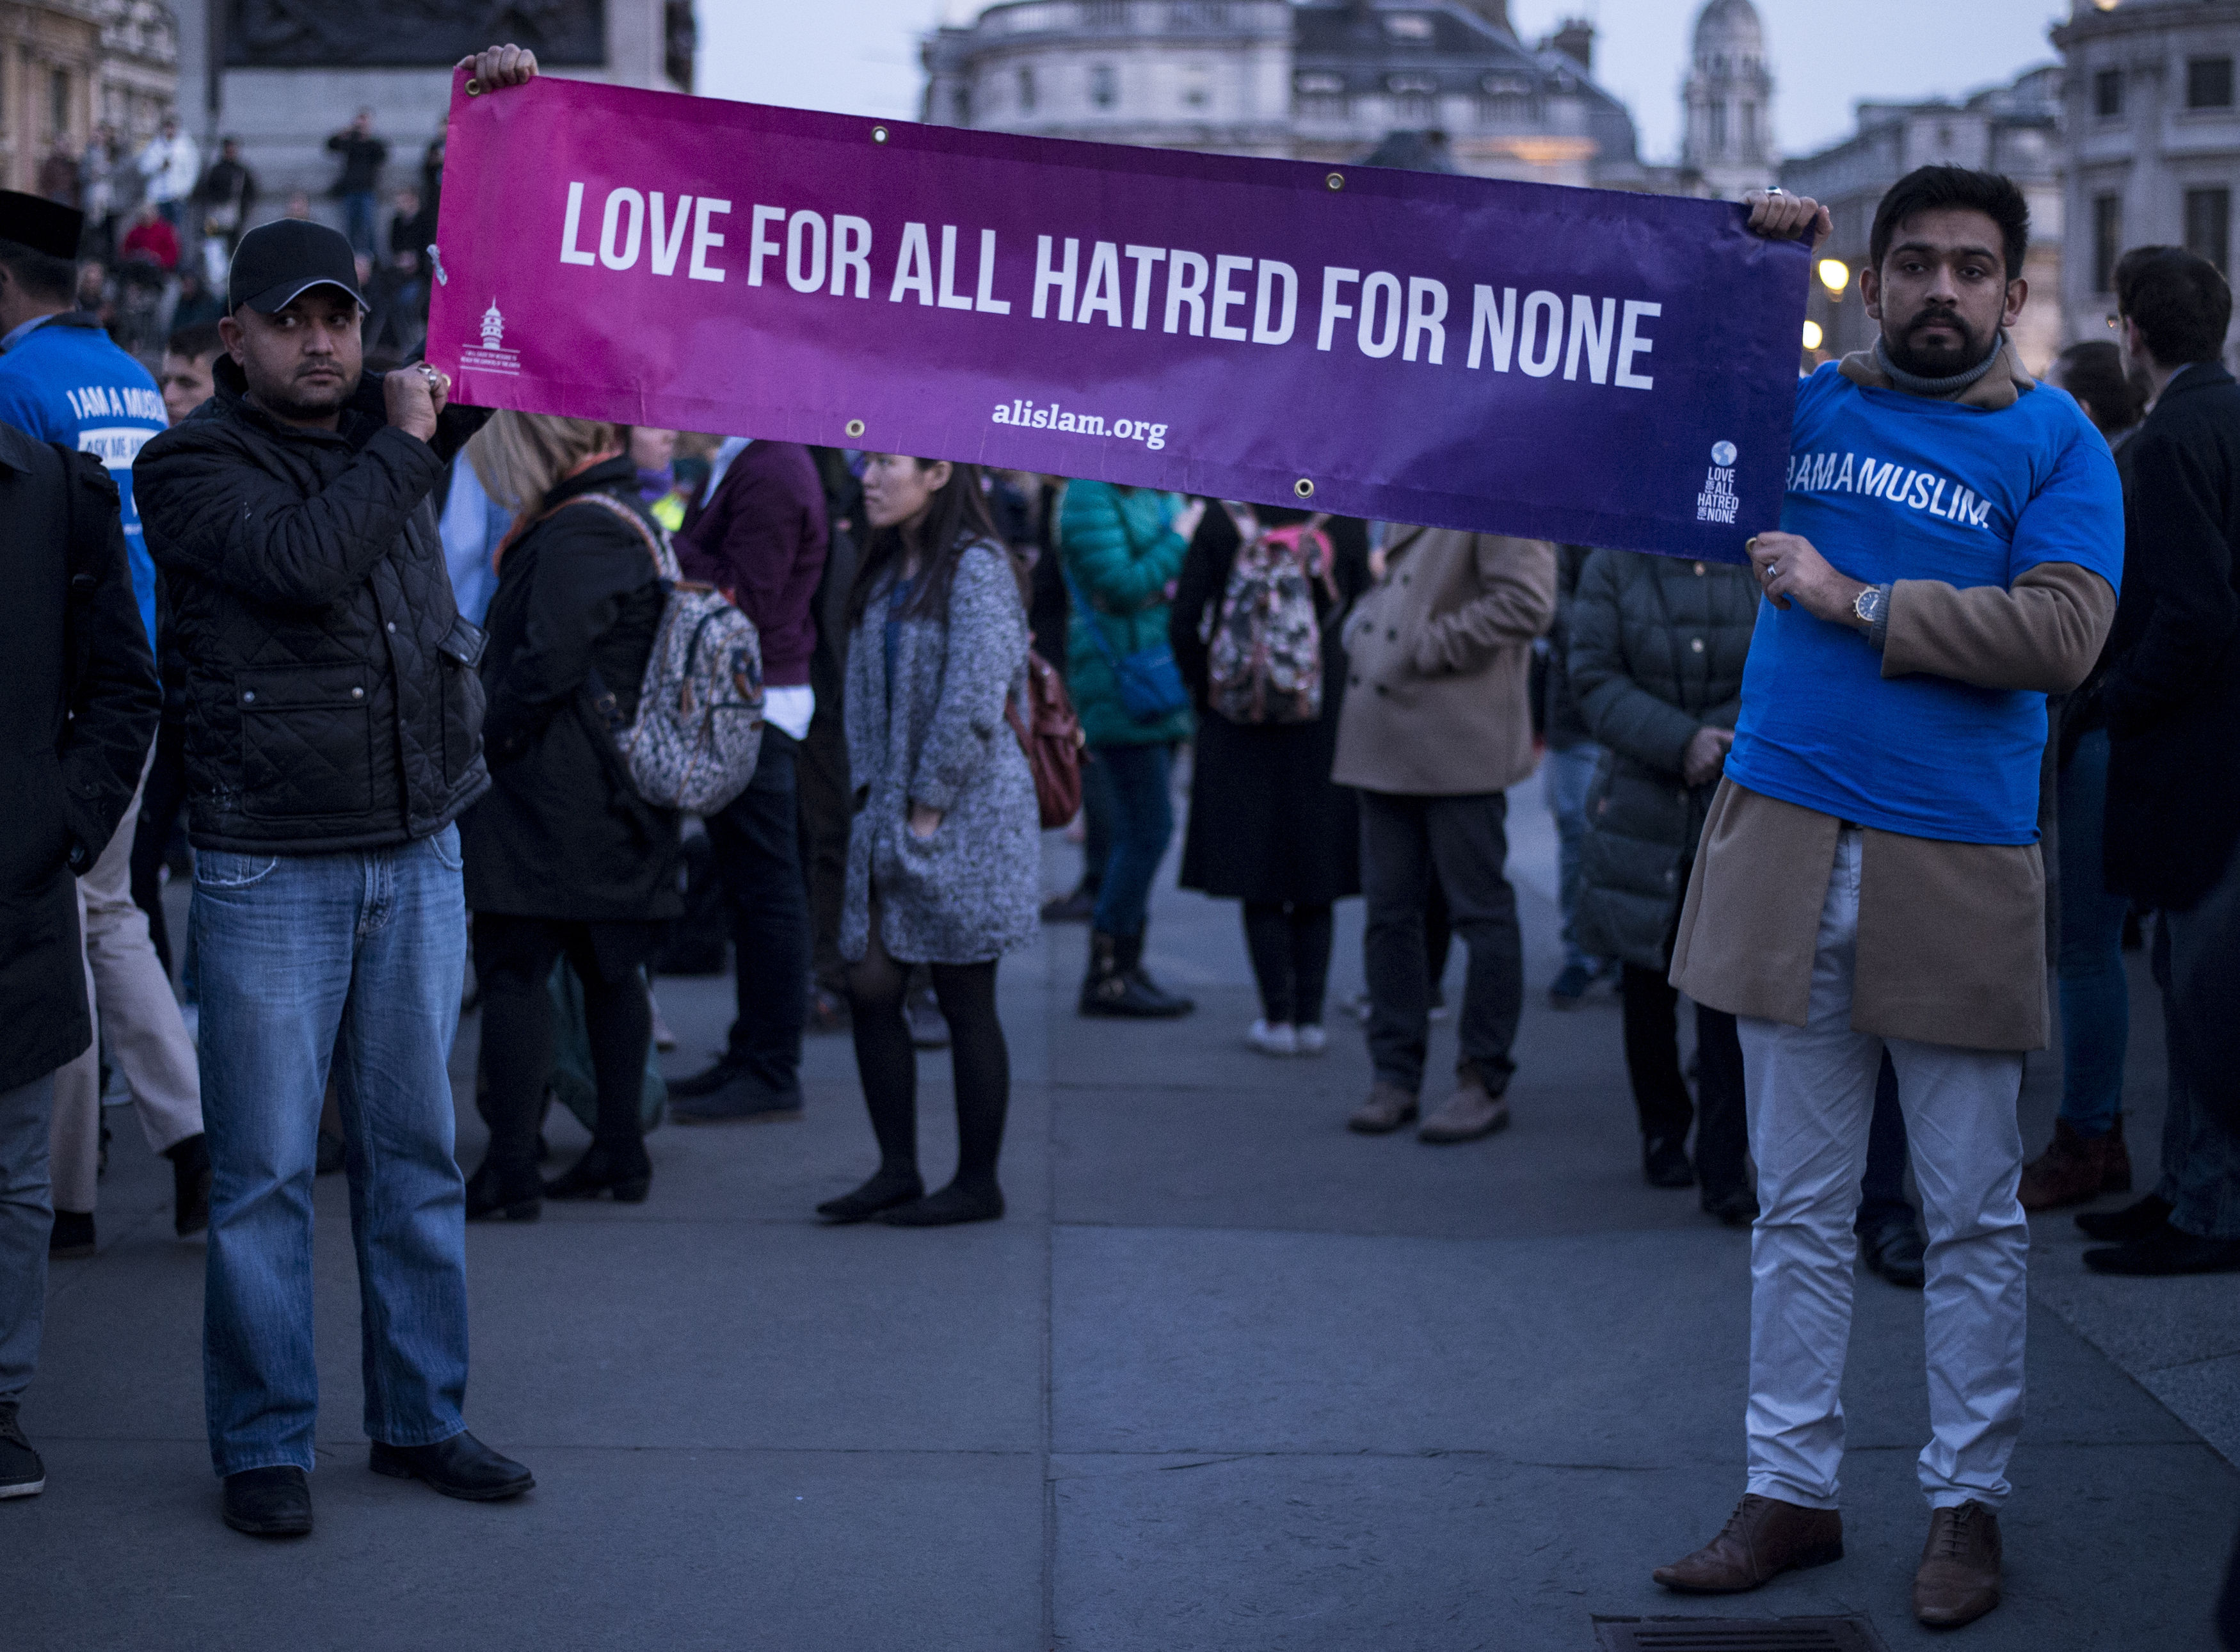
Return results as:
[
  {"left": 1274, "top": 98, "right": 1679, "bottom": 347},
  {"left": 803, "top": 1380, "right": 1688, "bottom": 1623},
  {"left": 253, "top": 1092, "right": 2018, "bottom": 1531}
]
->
[
  {"left": 1869, "top": 165, "right": 2030, "bottom": 282},
  {"left": 168, "top": 321, "right": 223, "bottom": 360},
  {"left": 2053, "top": 339, "right": 2147, "bottom": 436},
  {"left": 2116, "top": 245, "right": 2232, "bottom": 366},
  {"left": 0, "top": 236, "right": 77, "bottom": 305}
]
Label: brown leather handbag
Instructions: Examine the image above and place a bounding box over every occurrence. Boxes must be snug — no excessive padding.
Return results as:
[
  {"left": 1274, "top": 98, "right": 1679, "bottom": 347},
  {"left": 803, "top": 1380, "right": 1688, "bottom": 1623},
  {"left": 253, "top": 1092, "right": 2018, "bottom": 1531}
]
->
[{"left": 1005, "top": 648, "right": 1085, "bottom": 830}]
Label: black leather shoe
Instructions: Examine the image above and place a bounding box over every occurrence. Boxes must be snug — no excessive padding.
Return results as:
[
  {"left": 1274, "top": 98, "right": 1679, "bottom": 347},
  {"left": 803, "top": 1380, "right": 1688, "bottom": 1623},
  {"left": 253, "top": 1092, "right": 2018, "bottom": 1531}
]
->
[
  {"left": 369, "top": 1432, "right": 534, "bottom": 1501},
  {"left": 2084, "top": 1227, "right": 2240, "bottom": 1276},
  {"left": 49, "top": 1210, "right": 94, "bottom": 1259},
  {"left": 1863, "top": 1221, "right": 1927, "bottom": 1288},
  {"left": 817, "top": 1167, "right": 925, "bottom": 1223},
  {"left": 879, "top": 1181, "right": 1005, "bottom": 1226},
  {"left": 465, "top": 1160, "right": 543, "bottom": 1222},
  {"left": 167, "top": 1133, "right": 212, "bottom": 1237},
  {"left": 666, "top": 1057, "right": 743, "bottom": 1100},
  {"left": 1644, "top": 1135, "right": 1696, "bottom": 1189},
  {"left": 2076, "top": 1193, "right": 2171, "bottom": 1243},
  {"left": 1702, "top": 1187, "right": 1759, "bottom": 1227},
  {"left": 670, "top": 1071, "right": 803, "bottom": 1125},
  {"left": 544, "top": 1143, "right": 652, "bottom": 1203},
  {"left": 222, "top": 1465, "right": 312, "bottom": 1536}
]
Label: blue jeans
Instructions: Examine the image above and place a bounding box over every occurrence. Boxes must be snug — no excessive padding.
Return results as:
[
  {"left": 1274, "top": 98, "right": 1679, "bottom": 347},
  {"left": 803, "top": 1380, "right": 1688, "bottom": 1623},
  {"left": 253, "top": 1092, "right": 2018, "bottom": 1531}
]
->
[
  {"left": 1542, "top": 742, "right": 1604, "bottom": 968},
  {"left": 342, "top": 191, "right": 378, "bottom": 256},
  {"left": 0, "top": 1071, "right": 56, "bottom": 1406},
  {"left": 1090, "top": 742, "right": 1173, "bottom": 938},
  {"left": 191, "top": 826, "right": 471, "bottom": 1477},
  {"left": 2056, "top": 728, "right": 2129, "bottom": 1135}
]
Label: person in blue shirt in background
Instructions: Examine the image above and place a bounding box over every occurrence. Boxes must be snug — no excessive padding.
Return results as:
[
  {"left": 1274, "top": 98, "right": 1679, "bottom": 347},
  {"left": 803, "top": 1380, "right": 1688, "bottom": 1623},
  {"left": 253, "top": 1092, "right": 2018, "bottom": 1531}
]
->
[
  {"left": 1654, "top": 167, "right": 2124, "bottom": 1630},
  {"left": 0, "top": 191, "right": 209, "bottom": 1262}
]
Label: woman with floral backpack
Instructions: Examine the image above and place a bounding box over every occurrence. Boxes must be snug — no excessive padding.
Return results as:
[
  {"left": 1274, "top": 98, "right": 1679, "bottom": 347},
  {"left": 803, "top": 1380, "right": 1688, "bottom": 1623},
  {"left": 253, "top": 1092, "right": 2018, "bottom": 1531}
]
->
[{"left": 1171, "top": 502, "right": 1373, "bottom": 1055}]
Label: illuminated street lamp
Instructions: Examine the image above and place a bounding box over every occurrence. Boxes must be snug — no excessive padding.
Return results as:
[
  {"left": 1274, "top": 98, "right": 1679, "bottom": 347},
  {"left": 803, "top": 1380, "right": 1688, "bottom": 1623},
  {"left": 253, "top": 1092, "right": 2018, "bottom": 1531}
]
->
[
  {"left": 1802, "top": 319, "right": 1825, "bottom": 351},
  {"left": 1816, "top": 258, "right": 1851, "bottom": 297}
]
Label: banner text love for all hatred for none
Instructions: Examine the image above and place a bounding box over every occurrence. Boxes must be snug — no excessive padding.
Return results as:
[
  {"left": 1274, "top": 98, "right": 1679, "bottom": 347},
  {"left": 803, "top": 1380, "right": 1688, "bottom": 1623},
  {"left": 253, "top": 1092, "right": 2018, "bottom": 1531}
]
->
[{"left": 431, "top": 71, "right": 1810, "bottom": 560}]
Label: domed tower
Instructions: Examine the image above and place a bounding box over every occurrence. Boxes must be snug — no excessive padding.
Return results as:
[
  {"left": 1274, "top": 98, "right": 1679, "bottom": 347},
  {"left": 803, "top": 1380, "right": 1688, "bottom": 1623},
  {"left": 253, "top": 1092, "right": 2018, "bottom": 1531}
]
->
[{"left": 1682, "top": 0, "right": 1776, "bottom": 200}]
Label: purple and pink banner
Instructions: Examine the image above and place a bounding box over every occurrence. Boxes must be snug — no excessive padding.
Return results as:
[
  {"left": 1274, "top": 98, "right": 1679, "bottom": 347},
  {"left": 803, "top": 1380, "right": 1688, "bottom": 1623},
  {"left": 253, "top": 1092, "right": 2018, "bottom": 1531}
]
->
[{"left": 427, "top": 70, "right": 1809, "bottom": 561}]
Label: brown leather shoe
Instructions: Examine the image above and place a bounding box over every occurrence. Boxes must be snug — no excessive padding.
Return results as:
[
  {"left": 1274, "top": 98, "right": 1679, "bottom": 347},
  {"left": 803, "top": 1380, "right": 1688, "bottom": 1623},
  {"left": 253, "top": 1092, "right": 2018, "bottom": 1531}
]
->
[
  {"left": 1914, "top": 1500, "right": 2002, "bottom": 1627},
  {"left": 1417, "top": 1072, "right": 1509, "bottom": 1144},
  {"left": 1347, "top": 1082, "right": 1418, "bottom": 1135},
  {"left": 2019, "top": 1118, "right": 2128, "bottom": 1211},
  {"left": 1652, "top": 1494, "right": 1844, "bottom": 1592}
]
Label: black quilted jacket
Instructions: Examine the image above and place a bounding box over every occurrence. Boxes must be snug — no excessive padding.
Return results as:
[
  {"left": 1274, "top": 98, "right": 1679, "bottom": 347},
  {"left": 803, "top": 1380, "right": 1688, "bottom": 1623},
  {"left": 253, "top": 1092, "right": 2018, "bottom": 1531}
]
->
[{"left": 136, "top": 357, "right": 492, "bottom": 853}]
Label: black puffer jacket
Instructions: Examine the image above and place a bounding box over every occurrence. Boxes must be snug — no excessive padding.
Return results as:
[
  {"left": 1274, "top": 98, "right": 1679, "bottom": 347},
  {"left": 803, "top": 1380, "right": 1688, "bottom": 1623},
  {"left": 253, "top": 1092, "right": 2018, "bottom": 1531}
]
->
[
  {"left": 460, "top": 458, "right": 682, "bottom": 922},
  {"left": 1568, "top": 549, "right": 1758, "bottom": 970},
  {"left": 1, "top": 430, "right": 160, "bottom": 1092},
  {"left": 135, "top": 357, "right": 491, "bottom": 853}
]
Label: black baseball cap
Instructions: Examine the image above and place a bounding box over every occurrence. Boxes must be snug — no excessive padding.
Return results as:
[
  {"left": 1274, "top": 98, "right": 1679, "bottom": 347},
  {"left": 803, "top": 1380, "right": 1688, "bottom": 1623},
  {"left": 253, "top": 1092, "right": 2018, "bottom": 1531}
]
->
[
  {"left": 227, "top": 218, "right": 367, "bottom": 315},
  {"left": 0, "top": 189, "right": 83, "bottom": 261}
]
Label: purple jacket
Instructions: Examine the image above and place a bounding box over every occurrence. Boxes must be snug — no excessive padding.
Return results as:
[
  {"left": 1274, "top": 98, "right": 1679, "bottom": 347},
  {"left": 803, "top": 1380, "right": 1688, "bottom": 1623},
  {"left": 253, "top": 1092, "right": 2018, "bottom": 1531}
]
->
[{"left": 676, "top": 440, "right": 828, "bottom": 689}]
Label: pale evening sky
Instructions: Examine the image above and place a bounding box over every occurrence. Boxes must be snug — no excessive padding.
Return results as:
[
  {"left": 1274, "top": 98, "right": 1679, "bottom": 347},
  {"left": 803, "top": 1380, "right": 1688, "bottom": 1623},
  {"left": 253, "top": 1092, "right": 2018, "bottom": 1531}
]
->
[{"left": 696, "top": 0, "right": 2068, "bottom": 167}]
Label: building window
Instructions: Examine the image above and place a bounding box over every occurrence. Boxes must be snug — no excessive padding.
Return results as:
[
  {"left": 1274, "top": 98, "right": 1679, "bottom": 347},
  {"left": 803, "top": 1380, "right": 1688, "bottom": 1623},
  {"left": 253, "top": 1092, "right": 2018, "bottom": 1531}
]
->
[
  {"left": 2188, "top": 56, "right": 2235, "bottom": 109},
  {"left": 1476, "top": 92, "right": 1526, "bottom": 126},
  {"left": 1298, "top": 93, "right": 1347, "bottom": 122},
  {"left": 1089, "top": 62, "right": 1118, "bottom": 108},
  {"left": 1081, "top": 0, "right": 1128, "bottom": 27},
  {"left": 1180, "top": 65, "right": 1209, "bottom": 109},
  {"left": 1741, "top": 102, "right": 1757, "bottom": 151},
  {"left": 2093, "top": 67, "right": 2124, "bottom": 119},
  {"left": 1708, "top": 100, "right": 1727, "bottom": 151},
  {"left": 1384, "top": 15, "right": 1434, "bottom": 41},
  {"left": 952, "top": 84, "right": 971, "bottom": 123},
  {"left": 2187, "top": 186, "right": 2232, "bottom": 276},
  {"left": 48, "top": 70, "right": 67, "bottom": 140},
  {"left": 2093, "top": 193, "right": 2123, "bottom": 293},
  {"left": 1018, "top": 67, "right": 1036, "bottom": 113},
  {"left": 1169, "top": 0, "right": 1227, "bottom": 25}
]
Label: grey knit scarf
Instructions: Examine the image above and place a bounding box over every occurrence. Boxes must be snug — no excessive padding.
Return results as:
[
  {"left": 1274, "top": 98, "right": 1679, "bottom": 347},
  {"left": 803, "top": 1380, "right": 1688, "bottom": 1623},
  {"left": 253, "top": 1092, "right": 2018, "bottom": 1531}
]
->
[{"left": 1873, "top": 329, "right": 2006, "bottom": 397}]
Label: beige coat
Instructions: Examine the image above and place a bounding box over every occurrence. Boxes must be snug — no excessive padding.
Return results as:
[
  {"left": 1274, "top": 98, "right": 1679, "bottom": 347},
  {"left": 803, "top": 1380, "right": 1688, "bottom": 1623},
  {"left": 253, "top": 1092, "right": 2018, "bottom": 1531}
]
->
[
  {"left": 1669, "top": 346, "right": 2118, "bottom": 1052},
  {"left": 1329, "top": 526, "right": 1556, "bottom": 796}
]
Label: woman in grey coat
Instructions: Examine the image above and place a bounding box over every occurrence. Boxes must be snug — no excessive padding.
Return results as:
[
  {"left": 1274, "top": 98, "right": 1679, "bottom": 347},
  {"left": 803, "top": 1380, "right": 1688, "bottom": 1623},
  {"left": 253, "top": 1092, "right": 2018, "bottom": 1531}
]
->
[
  {"left": 1569, "top": 547, "right": 1759, "bottom": 1223},
  {"left": 819, "top": 454, "right": 1039, "bottom": 1228}
]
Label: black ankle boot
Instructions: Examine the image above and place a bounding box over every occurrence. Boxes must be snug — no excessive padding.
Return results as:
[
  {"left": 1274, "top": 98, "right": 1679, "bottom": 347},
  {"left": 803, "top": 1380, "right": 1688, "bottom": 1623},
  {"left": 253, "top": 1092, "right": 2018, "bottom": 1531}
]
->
[
  {"left": 816, "top": 1166, "right": 925, "bottom": 1223},
  {"left": 1116, "top": 931, "right": 1194, "bottom": 1016},
  {"left": 1080, "top": 932, "right": 1193, "bottom": 1019},
  {"left": 465, "top": 1159, "right": 543, "bottom": 1222},
  {"left": 1644, "top": 1134, "right": 1696, "bottom": 1189},
  {"left": 544, "top": 1142, "right": 652, "bottom": 1203},
  {"left": 166, "top": 1132, "right": 212, "bottom": 1237}
]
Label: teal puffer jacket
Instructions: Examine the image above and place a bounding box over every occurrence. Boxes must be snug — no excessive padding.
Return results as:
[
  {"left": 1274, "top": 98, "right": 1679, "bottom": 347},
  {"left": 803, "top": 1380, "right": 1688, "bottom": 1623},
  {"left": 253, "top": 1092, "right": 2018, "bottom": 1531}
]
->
[{"left": 1059, "top": 480, "right": 1195, "bottom": 748}]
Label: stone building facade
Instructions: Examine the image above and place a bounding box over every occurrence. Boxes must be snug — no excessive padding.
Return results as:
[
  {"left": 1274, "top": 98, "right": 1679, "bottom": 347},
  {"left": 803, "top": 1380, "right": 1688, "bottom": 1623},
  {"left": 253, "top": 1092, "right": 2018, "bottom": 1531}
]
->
[
  {"left": 920, "top": 0, "right": 1649, "bottom": 191},
  {"left": 1680, "top": 0, "right": 1775, "bottom": 200},
  {"left": 0, "top": 1, "right": 176, "bottom": 197},
  {"left": 2052, "top": 0, "right": 2240, "bottom": 362},
  {"left": 171, "top": 0, "right": 692, "bottom": 225},
  {"left": 1780, "top": 67, "right": 2065, "bottom": 372}
]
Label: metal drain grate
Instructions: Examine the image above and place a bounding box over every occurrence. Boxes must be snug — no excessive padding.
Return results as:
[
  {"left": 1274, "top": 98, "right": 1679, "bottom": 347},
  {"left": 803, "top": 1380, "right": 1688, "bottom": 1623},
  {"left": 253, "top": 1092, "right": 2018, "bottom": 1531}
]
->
[{"left": 1593, "top": 1616, "right": 1889, "bottom": 1652}]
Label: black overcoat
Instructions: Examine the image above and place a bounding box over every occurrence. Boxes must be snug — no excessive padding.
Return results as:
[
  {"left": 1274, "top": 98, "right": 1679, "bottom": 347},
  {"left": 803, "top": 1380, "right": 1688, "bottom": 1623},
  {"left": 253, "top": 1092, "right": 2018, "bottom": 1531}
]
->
[
  {"left": 1170, "top": 506, "right": 1370, "bottom": 905},
  {"left": 460, "top": 458, "right": 682, "bottom": 924},
  {"left": 2101, "top": 363, "right": 2240, "bottom": 911},
  {"left": 1, "top": 429, "right": 159, "bottom": 1091}
]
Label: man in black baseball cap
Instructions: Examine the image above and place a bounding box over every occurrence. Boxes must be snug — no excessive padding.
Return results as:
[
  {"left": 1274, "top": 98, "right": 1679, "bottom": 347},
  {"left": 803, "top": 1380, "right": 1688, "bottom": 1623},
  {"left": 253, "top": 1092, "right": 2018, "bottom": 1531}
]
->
[{"left": 134, "top": 47, "right": 545, "bottom": 1541}]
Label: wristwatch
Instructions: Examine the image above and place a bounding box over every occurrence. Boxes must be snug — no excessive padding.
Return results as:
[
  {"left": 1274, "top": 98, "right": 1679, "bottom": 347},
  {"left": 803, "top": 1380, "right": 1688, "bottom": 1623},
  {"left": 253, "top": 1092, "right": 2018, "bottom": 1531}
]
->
[{"left": 1853, "top": 583, "right": 1891, "bottom": 647}]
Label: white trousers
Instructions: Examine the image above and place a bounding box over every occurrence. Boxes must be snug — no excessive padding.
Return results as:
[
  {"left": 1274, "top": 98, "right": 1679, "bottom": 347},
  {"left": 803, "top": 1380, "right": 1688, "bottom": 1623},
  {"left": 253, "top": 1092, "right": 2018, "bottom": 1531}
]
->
[
  {"left": 51, "top": 757, "right": 203, "bottom": 1213},
  {"left": 1736, "top": 829, "right": 2028, "bottom": 1512}
]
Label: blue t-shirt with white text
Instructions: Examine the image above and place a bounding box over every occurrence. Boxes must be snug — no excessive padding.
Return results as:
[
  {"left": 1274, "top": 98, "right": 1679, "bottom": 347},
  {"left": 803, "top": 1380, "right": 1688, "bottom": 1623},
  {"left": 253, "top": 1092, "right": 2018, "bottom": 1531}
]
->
[{"left": 1724, "top": 362, "right": 2124, "bottom": 845}]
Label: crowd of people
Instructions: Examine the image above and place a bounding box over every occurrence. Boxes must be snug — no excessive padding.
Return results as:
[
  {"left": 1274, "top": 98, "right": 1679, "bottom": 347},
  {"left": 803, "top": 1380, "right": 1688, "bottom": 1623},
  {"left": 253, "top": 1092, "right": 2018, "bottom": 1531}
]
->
[{"left": 2, "top": 40, "right": 2236, "bottom": 1639}]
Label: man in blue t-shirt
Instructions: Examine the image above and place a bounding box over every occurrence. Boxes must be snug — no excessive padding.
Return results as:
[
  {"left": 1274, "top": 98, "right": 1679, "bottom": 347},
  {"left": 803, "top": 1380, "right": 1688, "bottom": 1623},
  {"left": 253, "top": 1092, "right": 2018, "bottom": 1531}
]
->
[{"left": 1654, "top": 168, "right": 2122, "bottom": 1630}]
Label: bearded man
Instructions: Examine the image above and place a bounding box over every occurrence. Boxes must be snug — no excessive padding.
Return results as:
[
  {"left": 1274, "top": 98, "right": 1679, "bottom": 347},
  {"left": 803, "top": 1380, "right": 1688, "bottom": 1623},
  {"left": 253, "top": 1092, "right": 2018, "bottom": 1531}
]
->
[{"left": 1651, "top": 166, "right": 2124, "bottom": 1629}]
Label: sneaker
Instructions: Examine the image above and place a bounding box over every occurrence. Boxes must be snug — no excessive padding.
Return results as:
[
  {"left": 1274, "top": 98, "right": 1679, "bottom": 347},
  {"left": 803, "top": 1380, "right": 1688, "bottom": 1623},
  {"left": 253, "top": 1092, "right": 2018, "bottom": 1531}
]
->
[
  {"left": 0, "top": 1402, "right": 45, "bottom": 1498},
  {"left": 1294, "top": 1023, "right": 1327, "bottom": 1057},
  {"left": 1246, "top": 1020, "right": 1297, "bottom": 1057},
  {"left": 906, "top": 986, "right": 950, "bottom": 1049},
  {"left": 1548, "top": 960, "right": 1597, "bottom": 1008}
]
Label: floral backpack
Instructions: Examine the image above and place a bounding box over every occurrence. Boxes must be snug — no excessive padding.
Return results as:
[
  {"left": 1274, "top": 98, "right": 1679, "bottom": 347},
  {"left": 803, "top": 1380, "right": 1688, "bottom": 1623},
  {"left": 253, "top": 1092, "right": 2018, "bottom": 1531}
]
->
[
  {"left": 552, "top": 491, "right": 766, "bottom": 814},
  {"left": 1204, "top": 506, "right": 1336, "bottom": 725}
]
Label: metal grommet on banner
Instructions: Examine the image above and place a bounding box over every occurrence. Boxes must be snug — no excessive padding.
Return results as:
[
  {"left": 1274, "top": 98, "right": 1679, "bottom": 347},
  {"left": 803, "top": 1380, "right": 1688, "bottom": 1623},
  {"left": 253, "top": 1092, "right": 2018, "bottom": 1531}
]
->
[
  {"left": 1325, "top": 173, "right": 1344, "bottom": 191},
  {"left": 1293, "top": 478, "right": 1315, "bottom": 499},
  {"left": 465, "top": 78, "right": 484, "bottom": 96},
  {"left": 845, "top": 419, "right": 866, "bottom": 438},
  {"left": 872, "top": 125, "right": 889, "bottom": 144}
]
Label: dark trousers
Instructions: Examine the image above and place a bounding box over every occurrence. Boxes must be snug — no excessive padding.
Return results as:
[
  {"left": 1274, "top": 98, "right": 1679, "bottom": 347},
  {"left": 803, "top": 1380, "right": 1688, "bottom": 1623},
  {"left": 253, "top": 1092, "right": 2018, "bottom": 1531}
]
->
[
  {"left": 1359, "top": 789, "right": 1523, "bottom": 1096},
  {"left": 1242, "top": 902, "right": 1334, "bottom": 1028},
  {"left": 474, "top": 914, "right": 652, "bottom": 1170},
  {"left": 1857, "top": 1053, "right": 1915, "bottom": 1235},
  {"left": 1089, "top": 742, "right": 1173, "bottom": 939},
  {"left": 1080, "top": 746, "right": 1117, "bottom": 893},
  {"left": 1621, "top": 964, "right": 1747, "bottom": 1198},
  {"left": 795, "top": 695, "right": 851, "bottom": 995},
  {"left": 127, "top": 717, "right": 189, "bottom": 975},
  {"left": 708, "top": 727, "right": 808, "bottom": 1099}
]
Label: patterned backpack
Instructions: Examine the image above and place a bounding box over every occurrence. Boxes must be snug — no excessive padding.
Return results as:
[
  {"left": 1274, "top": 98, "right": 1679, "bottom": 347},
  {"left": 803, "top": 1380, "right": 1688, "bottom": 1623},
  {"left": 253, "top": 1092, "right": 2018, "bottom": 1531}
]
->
[
  {"left": 552, "top": 492, "right": 766, "bottom": 814},
  {"left": 1205, "top": 508, "right": 1336, "bottom": 725}
]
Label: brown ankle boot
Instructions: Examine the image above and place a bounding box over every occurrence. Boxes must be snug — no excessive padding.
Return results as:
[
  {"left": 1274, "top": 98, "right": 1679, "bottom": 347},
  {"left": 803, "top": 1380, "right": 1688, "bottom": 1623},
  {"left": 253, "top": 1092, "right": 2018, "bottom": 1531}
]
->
[
  {"left": 1914, "top": 1500, "right": 2002, "bottom": 1626},
  {"left": 2020, "top": 1118, "right": 2117, "bottom": 1211},
  {"left": 1652, "top": 1493, "right": 1844, "bottom": 1592}
]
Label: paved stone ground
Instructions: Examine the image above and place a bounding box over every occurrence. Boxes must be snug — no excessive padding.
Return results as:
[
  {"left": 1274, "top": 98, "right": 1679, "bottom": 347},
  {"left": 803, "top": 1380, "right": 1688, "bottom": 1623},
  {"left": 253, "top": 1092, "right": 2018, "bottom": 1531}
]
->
[{"left": 10, "top": 770, "right": 2237, "bottom": 1650}]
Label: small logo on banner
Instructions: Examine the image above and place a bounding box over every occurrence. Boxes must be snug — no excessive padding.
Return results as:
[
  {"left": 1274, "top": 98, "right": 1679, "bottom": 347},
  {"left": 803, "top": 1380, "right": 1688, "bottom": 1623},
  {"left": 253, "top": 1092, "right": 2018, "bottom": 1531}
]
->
[
  {"left": 461, "top": 299, "right": 520, "bottom": 377},
  {"left": 1697, "top": 439, "right": 1740, "bottom": 524}
]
